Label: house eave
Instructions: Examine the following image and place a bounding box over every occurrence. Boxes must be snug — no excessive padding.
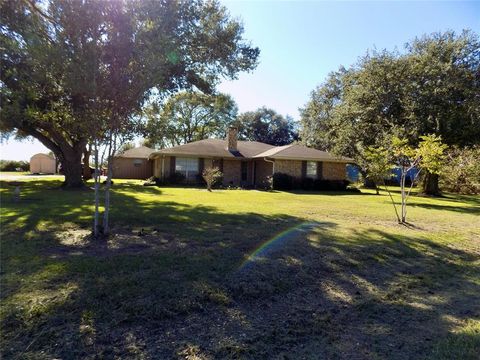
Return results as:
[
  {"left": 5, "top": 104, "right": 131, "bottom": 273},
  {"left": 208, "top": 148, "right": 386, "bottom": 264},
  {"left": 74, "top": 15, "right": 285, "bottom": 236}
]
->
[{"left": 256, "top": 156, "right": 353, "bottom": 163}]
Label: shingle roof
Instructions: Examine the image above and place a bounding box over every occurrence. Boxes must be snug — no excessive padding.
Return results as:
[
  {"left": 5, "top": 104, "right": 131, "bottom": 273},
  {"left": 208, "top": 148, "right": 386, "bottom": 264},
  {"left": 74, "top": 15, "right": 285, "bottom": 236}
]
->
[
  {"left": 149, "top": 139, "right": 352, "bottom": 163},
  {"left": 149, "top": 139, "right": 275, "bottom": 159},
  {"left": 253, "top": 144, "right": 353, "bottom": 163},
  {"left": 115, "top": 146, "right": 156, "bottom": 159}
]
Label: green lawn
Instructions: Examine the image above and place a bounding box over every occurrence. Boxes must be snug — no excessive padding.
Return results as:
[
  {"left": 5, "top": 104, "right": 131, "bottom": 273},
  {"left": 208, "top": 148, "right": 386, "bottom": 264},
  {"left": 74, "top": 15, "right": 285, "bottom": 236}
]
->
[{"left": 1, "top": 176, "right": 479, "bottom": 359}]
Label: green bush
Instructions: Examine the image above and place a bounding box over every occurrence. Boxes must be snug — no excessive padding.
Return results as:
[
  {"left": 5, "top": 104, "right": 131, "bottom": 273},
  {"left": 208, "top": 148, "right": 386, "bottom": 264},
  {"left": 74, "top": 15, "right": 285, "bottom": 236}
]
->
[
  {"left": 271, "top": 172, "right": 351, "bottom": 191},
  {"left": 313, "top": 179, "right": 350, "bottom": 191},
  {"left": 272, "top": 173, "right": 294, "bottom": 190},
  {"left": 0, "top": 160, "right": 29, "bottom": 172},
  {"left": 202, "top": 167, "right": 223, "bottom": 191},
  {"left": 440, "top": 146, "right": 480, "bottom": 194},
  {"left": 168, "top": 171, "right": 186, "bottom": 184},
  {"left": 143, "top": 176, "right": 160, "bottom": 186}
]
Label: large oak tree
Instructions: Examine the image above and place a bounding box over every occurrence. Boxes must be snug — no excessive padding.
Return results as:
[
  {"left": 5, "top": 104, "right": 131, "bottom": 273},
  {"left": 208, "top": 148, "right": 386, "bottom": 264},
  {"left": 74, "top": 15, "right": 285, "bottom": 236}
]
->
[
  {"left": 0, "top": 0, "right": 259, "bottom": 188},
  {"left": 300, "top": 30, "right": 480, "bottom": 195},
  {"left": 235, "top": 107, "right": 299, "bottom": 146},
  {"left": 142, "top": 91, "right": 238, "bottom": 148}
]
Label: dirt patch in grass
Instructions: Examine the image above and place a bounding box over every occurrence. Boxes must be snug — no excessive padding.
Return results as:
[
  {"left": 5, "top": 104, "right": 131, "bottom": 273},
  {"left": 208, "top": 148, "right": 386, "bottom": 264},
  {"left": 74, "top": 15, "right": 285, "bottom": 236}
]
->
[{"left": 44, "top": 227, "right": 194, "bottom": 258}]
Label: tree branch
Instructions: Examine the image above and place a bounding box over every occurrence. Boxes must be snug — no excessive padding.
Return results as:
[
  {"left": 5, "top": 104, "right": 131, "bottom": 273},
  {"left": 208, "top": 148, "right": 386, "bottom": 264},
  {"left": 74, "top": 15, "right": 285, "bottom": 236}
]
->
[
  {"left": 383, "top": 180, "right": 401, "bottom": 223},
  {"left": 18, "top": 124, "right": 63, "bottom": 158}
]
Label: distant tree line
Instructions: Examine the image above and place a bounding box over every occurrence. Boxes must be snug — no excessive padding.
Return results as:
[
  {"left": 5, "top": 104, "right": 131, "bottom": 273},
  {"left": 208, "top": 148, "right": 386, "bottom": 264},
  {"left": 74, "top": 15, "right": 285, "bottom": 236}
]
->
[
  {"left": 143, "top": 94, "right": 299, "bottom": 148},
  {"left": 0, "top": 160, "right": 29, "bottom": 172}
]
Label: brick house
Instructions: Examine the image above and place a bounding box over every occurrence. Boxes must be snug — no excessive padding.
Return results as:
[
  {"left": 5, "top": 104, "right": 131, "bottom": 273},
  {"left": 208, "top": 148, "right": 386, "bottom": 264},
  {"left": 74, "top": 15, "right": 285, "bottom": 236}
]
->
[
  {"left": 111, "top": 146, "right": 156, "bottom": 179},
  {"left": 149, "top": 127, "right": 352, "bottom": 187}
]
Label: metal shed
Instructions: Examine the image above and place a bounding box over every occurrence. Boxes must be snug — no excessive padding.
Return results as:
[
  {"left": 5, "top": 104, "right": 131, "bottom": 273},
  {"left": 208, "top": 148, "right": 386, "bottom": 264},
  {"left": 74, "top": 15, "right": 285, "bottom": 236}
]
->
[{"left": 30, "top": 153, "right": 56, "bottom": 174}]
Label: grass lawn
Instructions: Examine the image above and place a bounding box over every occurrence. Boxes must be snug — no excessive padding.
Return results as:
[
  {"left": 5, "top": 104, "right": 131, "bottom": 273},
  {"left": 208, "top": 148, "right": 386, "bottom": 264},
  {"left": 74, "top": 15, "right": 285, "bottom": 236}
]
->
[{"left": 1, "top": 176, "right": 479, "bottom": 359}]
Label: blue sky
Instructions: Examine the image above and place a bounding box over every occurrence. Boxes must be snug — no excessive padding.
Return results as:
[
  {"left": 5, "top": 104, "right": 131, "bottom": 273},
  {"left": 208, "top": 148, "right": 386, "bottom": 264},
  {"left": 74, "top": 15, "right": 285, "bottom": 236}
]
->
[{"left": 2, "top": 1, "right": 479, "bottom": 160}]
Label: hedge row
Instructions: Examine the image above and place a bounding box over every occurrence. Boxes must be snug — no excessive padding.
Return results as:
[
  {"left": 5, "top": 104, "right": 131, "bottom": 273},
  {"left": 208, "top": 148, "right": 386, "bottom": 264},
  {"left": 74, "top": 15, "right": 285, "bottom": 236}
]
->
[
  {"left": 271, "top": 172, "right": 351, "bottom": 191},
  {"left": 0, "top": 160, "right": 29, "bottom": 172}
]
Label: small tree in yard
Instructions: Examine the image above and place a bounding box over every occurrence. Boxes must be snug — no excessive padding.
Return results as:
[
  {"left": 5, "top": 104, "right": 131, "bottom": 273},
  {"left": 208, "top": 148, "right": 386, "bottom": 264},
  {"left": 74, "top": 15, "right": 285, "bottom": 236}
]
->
[
  {"left": 367, "top": 134, "right": 447, "bottom": 224},
  {"left": 361, "top": 146, "right": 394, "bottom": 195},
  {"left": 202, "top": 167, "right": 223, "bottom": 192}
]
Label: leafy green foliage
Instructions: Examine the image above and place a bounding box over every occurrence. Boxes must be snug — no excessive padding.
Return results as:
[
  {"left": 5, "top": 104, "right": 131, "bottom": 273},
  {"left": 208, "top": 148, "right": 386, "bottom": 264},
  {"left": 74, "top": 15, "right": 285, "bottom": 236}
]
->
[
  {"left": 0, "top": 160, "right": 29, "bottom": 172},
  {"left": 300, "top": 30, "right": 480, "bottom": 193},
  {"left": 116, "top": 142, "right": 136, "bottom": 155},
  {"left": 143, "top": 92, "right": 238, "bottom": 148},
  {"left": 235, "top": 107, "right": 299, "bottom": 146},
  {"left": 416, "top": 135, "right": 449, "bottom": 175},
  {"left": 368, "top": 134, "right": 448, "bottom": 223},
  {"left": 202, "top": 167, "right": 223, "bottom": 191},
  {"left": 270, "top": 173, "right": 350, "bottom": 191},
  {"left": 361, "top": 146, "right": 394, "bottom": 194},
  {"left": 0, "top": 0, "right": 259, "bottom": 187},
  {"left": 440, "top": 146, "right": 480, "bottom": 194}
]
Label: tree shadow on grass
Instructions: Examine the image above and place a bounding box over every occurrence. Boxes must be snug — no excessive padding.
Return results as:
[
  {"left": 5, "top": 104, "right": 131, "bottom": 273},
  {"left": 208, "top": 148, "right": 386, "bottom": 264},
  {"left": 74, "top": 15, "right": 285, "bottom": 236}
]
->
[
  {"left": 287, "top": 189, "right": 366, "bottom": 196},
  {"left": 408, "top": 200, "right": 480, "bottom": 215},
  {"left": 1, "top": 180, "right": 479, "bottom": 359}
]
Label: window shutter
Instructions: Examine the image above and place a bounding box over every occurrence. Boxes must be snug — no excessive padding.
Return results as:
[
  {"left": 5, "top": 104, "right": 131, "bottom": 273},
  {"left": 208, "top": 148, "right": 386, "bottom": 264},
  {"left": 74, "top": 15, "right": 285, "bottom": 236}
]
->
[
  {"left": 170, "top": 156, "right": 176, "bottom": 176},
  {"left": 219, "top": 159, "right": 224, "bottom": 172},
  {"left": 198, "top": 158, "right": 204, "bottom": 174},
  {"left": 317, "top": 162, "right": 323, "bottom": 179},
  {"left": 301, "top": 161, "right": 307, "bottom": 179}
]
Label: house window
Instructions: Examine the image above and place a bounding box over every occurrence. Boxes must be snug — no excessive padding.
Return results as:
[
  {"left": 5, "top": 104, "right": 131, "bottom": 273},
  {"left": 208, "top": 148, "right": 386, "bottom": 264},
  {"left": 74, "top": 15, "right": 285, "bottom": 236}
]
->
[
  {"left": 241, "top": 162, "right": 248, "bottom": 182},
  {"left": 133, "top": 159, "right": 142, "bottom": 167},
  {"left": 306, "top": 161, "right": 317, "bottom": 178},
  {"left": 175, "top": 157, "right": 199, "bottom": 181}
]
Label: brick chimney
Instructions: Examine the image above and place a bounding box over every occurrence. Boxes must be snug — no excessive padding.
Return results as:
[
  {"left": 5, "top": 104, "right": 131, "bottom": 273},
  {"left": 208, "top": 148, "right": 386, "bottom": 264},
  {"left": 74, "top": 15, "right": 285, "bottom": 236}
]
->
[{"left": 226, "top": 126, "right": 238, "bottom": 152}]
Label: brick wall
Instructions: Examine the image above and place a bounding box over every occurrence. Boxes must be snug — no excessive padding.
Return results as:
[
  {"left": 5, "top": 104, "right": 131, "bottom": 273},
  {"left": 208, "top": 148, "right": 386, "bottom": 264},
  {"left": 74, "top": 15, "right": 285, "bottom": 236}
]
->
[
  {"left": 222, "top": 159, "right": 241, "bottom": 186},
  {"left": 203, "top": 158, "right": 213, "bottom": 170},
  {"left": 112, "top": 158, "right": 153, "bottom": 179},
  {"left": 254, "top": 160, "right": 273, "bottom": 187},
  {"left": 322, "top": 162, "right": 346, "bottom": 180},
  {"left": 274, "top": 160, "right": 303, "bottom": 178}
]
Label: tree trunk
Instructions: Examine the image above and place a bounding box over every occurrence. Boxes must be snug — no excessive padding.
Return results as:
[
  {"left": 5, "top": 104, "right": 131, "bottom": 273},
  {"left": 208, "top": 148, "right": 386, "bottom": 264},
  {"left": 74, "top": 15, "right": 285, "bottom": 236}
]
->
[
  {"left": 83, "top": 146, "right": 92, "bottom": 180},
  {"left": 93, "top": 142, "right": 101, "bottom": 238},
  {"left": 24, "top": 125, "right": 87, "bottom": 189},
  {"left": 103, "top": 151, "right": 115, "bottom": 236},
  {"left": 363, "top": 178, "right": 377, "bottom": 189},
  {"left": 421, "top": 172, "right": 441, "bottom": 196},
  {"left": 400, "top": 171, "right": 407, "bottom": 223},
  {"left": 61, "top": 154, "right": 85, "bottom": 189}
]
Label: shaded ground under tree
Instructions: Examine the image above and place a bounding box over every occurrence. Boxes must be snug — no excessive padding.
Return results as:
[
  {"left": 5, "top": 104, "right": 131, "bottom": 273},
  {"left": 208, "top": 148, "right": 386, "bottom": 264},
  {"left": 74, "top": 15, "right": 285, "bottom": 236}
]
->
[{"left": 1, "top": 179, "right": 479, "bottom": 359}]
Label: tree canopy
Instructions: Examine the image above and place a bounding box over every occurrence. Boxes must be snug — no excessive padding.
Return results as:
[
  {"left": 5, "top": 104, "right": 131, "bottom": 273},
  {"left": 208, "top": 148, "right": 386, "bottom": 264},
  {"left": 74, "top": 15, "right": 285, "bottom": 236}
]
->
[
  {"left": 142, "top": 91, "right": 238, "bottom": 148},
  {"left": 300, "top": 30, "right": 479, "bottom": 194},
  {"left": 0, "top": 0, "right": 259, "bottom": 187},
  {"left": 235, "top": 107, "right": 299, "bottom": 146}
]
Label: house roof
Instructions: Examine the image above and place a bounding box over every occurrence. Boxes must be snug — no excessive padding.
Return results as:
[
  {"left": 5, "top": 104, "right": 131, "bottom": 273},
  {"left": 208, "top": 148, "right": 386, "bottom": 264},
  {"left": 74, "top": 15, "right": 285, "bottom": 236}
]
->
[
  {"left": 253, "top": 144, "right": 353, "bottom": 163},
  {"left": 115, "top": 146, "right": 156, "bottom": 159},
  {"left": 149, "top": 139, "right": 275, "bottom": 159},
  {"left": 149, "top": 139, "right": 352, "bottom": 163}
]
